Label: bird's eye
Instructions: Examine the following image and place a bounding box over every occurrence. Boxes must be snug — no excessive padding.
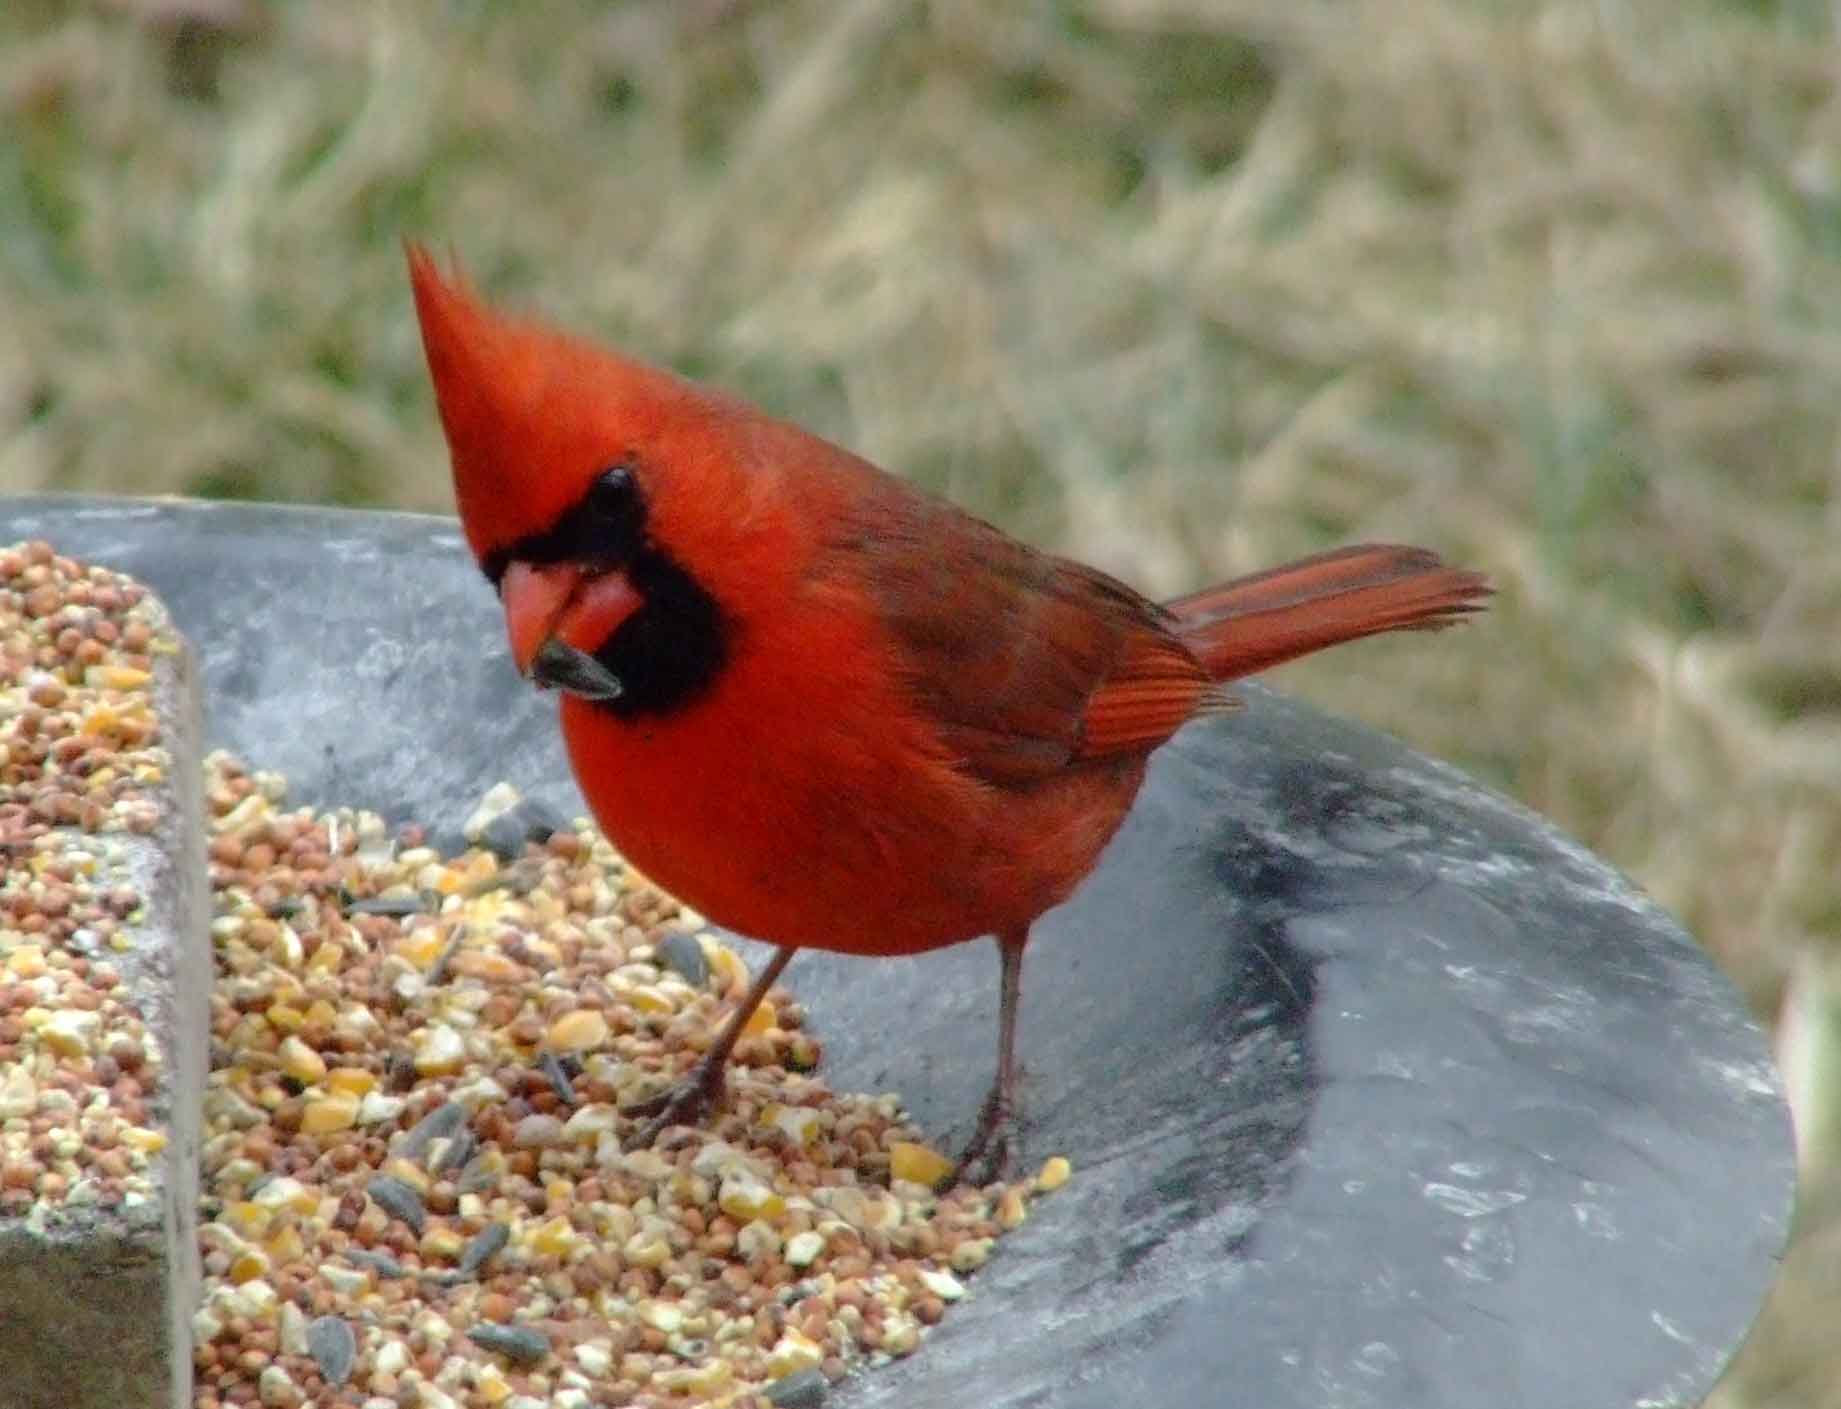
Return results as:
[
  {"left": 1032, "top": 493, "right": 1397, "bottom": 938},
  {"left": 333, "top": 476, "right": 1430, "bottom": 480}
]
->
[{"left": 587, "top": 462, "right": 638, "bottom": 523}]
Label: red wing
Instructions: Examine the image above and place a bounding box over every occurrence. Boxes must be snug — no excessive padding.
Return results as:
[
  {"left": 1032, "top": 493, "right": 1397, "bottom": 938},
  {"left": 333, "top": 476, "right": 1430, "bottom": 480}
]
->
[
  {"left": 1075, "top": 629, "right": 1220, "bottom": 760},
  {"left": 837, "top": 489, "right": 1209, "bottom": 787}
]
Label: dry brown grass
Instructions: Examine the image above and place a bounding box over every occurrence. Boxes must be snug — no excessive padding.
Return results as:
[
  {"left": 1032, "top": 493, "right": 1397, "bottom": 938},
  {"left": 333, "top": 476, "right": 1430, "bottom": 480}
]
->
[{"left": 4, "top": 1, "right": 1840, "bottom": 1399}]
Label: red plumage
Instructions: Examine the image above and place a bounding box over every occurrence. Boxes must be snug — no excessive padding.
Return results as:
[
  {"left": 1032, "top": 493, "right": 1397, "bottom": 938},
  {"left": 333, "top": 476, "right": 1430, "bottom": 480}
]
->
[{"left": 407, "top": 245, "right": 1490, "bottom": 1176}]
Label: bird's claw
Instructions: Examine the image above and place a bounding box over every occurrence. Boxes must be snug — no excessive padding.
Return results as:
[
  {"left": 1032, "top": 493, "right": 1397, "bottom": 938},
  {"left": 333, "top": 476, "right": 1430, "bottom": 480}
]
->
[
  {"left": 622, "top": 1062, "right": 726, "bottom": 1147},
  {"left": 951, "top": 1084, "right": 1019, "bottom": 1186}
]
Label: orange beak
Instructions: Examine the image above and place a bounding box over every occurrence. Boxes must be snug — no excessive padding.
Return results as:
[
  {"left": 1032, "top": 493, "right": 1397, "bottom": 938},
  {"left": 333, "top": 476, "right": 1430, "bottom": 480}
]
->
[
  {"left": 499, "top": 560, "right": 646, "bottom": 700},
  {"left": 501, "top": 561, "right": 584, "bottom": 676}
]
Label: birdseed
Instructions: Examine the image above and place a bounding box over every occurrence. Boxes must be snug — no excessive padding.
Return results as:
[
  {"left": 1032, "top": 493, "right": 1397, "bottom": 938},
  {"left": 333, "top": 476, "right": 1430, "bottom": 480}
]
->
[
  {"left": 3, "top": 539, "right": 1074, "bottom": 1408},
  {"left": 186, "top": 751, "right": 1073, "bottom": 1408},
  {"left": 0, "top": 541, "right": 179, "bottom": 1222}
]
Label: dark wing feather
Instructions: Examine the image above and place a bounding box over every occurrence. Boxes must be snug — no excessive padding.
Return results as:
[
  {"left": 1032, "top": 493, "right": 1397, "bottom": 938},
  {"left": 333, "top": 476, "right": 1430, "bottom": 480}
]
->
[
  {"left": 1078, "top": 630, "right": 1232, "bottom": 757},
  {"left": 834, "top": 490, "right": 1210, "bottom": 788}
]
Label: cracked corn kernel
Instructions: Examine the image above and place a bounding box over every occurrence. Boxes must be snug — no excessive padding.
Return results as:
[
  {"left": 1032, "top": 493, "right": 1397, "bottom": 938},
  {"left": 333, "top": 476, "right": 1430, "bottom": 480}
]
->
[
  {"left": 421, "top": 1226, "right": 465, "bottom": 1260},
  {"left": 277, "top": 1035, "right": 327, "bottom": 1085},
  {"left": 708, "top": 943, "right": 748, "bottom": 994},
  {"left": 767, "top": 1330, "right": 825, "bottom": 1378},
  {"left": 656, "top": 1360, "right": 733, "bottom": 1395},
  {"left": 718, "top": 1172, "right": 785, "bottom": 1222},
  {"left": 784, "top": 1230, "right": 825, "bottom": 1267},
  {"left": 302, "top": 997, "right": 337, "bottom": 1028},
  {"left": 382, "top": 1158, "right": 432, "bottom": 1194},
  {"left": 0, "top": 1066, "right": 36, "bottom": 1119},
  {"left": 6, "top": 945, "right": 47, "bottom": 978},
  {"left": 623, "top": 1149, "right": 672, "bottom": 1182},
  {"left": 949, "top": 1237, "right": 993, "bottom": 1272},
  {"left": 251, "top": 1177, "right": 316, "bottom": 1214},
  {"left": 862, "top": 1190, "right": 903, "bottom": 1231},
  {"left": 229, "top": 1249, "right": 270, "bottom": 1284},
  {"left": 882, "top": 1317, "right": 922, "bottom": 1356},
  {"left": 997, "top": 1187, "right": 1029, "bottom": 1230},
  {"left": 83, "top": 664, "right": 151, "bottom": 689},
  {"left": 545, "top": 1008, "right": 609, "bottom": 1053},
  {"left": 918, "top": 1268, "right": 966, "bottom": 1301},
  {"left": 529, "top": 1215, "right": 580, "bottom": 1257},
  {"left": 325, "top": 1066, "right": 376, "bottom": 1096},
  {"left": 1036, "top": 1154, "right": 1072, "bottom": 1193},
  {"left": 78, "top": 704, "right": 131, "bottom": 737},
  {"left": 742, "top": 997, "right": 778, "bottom": 1036},
  {"left": 372, "top": 1341, "right": 409, "bottom": 1375},
  {"left": 736, "top": 1219, "right": 782, "bottom": 1260},
  {"left": 264, "top": 1224, "right": 304, "bottom": 1264},
  {"left": 40, "top": 1008, "right": 100, "bottom": 1057},
  {"left": 889, "top": 1140, "right": 953, "bottom": 1188},
  {"left": 562, "top": 1104, "right": 617, "bottom": 1142},
  {"left": 413, "top": 1024, "right": 466, "bottom": 1076},
  {"left": 122, "top": 1126, "right": 167, "bottom": 1155},
  {"left": 220, "top": 1202, "right": 270, "bottom": 1236},
  {"left": 626, "top": 984, "right": 674, "bottom": 1015},
  {"left": 395, "top": 928, "right": 446, "bottom": 970},
  {"left": 575, "top": 1342, "right": 614, "bottom": 1376},
  {"left": 448, "top": 949, "right": 525, "bottom": 982},
  {"left": 637, "top": 1300, "right": 683, "bottom": 1334},
  {"left": 299, "top": 1094, "right": 359, "bottom": 1135},
  {"left": 622, "top": 1227, "right": 671, "bottom": 1269},
  {"left": 358, "top": 1090, "right": 405, "bottom": 1124},
  {"left": 761, "top": 1103, "right": 822, "bottom": 1147}
]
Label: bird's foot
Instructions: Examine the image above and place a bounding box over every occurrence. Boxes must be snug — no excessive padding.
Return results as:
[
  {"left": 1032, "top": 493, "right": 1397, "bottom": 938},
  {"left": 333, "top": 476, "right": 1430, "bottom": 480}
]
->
[
  {"left": 951, "top": 1083, "right": 1019, "bottom": 1187},
  {"left": 622, "top": 1059, "right": 727, "bottom": 1147}
]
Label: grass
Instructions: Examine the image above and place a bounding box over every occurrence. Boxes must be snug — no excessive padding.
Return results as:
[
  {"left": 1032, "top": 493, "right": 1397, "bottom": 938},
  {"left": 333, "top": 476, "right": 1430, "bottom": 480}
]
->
[{"left": 5, "top": 1, "right": 1841, "bottom": 1400}]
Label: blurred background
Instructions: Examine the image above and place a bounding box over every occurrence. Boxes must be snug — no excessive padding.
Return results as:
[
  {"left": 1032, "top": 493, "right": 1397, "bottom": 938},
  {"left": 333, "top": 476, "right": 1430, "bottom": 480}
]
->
[{"left": 3, "top": 1, "right": 1839, "bottom": 1400}]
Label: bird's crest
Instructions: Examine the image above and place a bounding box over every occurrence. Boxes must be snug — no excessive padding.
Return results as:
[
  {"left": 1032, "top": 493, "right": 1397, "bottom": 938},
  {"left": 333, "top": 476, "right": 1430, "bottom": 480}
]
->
[{"left": 405, "top": 243, "right": 739, "bottom": 566}]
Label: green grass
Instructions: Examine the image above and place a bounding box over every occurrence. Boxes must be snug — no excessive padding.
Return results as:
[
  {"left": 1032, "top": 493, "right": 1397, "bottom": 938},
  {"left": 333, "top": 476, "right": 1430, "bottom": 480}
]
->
[{"left": 5, "top": 2, "right": 1840, "bottom": 1399}]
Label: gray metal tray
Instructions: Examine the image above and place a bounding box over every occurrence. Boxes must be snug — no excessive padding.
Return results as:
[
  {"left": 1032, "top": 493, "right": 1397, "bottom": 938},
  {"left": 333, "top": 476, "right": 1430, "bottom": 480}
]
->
[{"left": 2, "top": 495, "right": 1792, "bottom": 1409}]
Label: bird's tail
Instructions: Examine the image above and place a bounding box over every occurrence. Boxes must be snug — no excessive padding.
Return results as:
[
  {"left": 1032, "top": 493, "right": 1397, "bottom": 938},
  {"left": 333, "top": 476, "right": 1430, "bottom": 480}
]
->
[{"left": 1166, "top": 543, "right": 1491, "bottom": 683}]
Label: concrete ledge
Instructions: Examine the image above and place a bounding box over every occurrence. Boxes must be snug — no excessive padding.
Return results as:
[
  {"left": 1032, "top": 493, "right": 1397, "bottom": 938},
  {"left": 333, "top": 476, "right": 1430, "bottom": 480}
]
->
[{"left": 0, "top": 543, "right": 209, "bottom": 1409}]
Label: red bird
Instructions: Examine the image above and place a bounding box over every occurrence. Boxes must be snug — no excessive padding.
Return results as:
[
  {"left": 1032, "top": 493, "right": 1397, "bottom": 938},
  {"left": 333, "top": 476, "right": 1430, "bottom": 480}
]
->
[{"left": 407, "top": 246, "right": 1488, "bottom": 1179}]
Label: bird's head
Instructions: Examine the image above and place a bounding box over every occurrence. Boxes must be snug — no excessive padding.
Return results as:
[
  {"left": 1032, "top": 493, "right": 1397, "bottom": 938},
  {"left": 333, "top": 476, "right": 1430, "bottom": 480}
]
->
[{"left": 406, "top": 244, "right": 756, "bottom": 715}]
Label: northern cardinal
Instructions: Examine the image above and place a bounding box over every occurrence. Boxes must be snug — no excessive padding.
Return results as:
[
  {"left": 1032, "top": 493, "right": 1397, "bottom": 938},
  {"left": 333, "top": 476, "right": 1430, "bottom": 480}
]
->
[{"left": 407, "top": 246, "right": 1489, "bottom": 1180}]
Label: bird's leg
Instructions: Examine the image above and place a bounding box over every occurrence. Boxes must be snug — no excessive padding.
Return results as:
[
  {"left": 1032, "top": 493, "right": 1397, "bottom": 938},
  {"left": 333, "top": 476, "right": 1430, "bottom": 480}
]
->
[
  {"left": 953, "top": 929, "right": 1027, "bottom": 1185},
  {"left": 624, "top": 944, "right": 796, "bottom": 1145}
]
